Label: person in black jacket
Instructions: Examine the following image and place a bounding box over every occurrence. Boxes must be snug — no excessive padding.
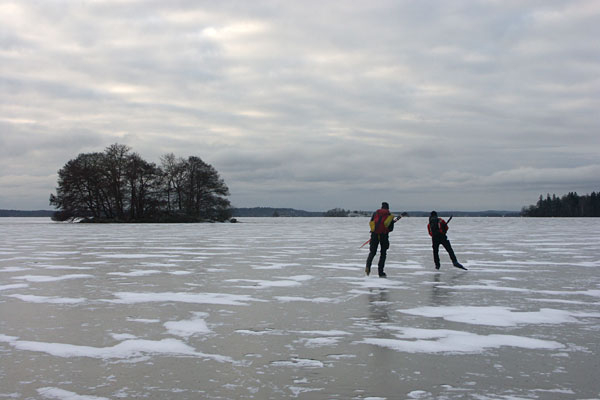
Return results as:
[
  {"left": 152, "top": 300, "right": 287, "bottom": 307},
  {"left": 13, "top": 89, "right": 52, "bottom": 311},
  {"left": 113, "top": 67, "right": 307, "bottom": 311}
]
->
[{"left": 427, "top": 211, "right": 466, "bottom": 270}]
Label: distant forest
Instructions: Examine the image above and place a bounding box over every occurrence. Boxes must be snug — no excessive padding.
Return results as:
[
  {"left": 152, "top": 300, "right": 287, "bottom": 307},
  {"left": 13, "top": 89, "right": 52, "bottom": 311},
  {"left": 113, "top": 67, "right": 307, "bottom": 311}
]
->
[
  {"left": 49, "top": 144, "right": 231, "bottom": 222},
  {"left": 521, "top": 191, "right": 600, "bottom": 217},
  {"left": 232, "top": 207, "right": 323, "bottom": 217},
  {"left": 230, "top": 208, "right": 520, "bottom": 218},
  {"left": 0, "top": 210, "right": 53, "bottom": 217}
]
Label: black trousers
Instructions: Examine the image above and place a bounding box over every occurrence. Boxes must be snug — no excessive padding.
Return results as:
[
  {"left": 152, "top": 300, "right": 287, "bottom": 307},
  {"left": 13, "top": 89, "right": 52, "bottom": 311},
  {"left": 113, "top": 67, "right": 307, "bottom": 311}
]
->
[
  {"left": 432, "top": 235, "right": 458, "bottom": 267},
  {"left": 366, "top": 233, "right": 389, "bottom": 275}
]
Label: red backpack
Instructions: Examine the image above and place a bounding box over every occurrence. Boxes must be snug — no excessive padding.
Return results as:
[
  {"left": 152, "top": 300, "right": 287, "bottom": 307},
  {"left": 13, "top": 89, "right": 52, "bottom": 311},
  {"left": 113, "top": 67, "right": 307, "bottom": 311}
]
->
[{"left": 371, "top": 209, "right": 394, "bottom": 234}]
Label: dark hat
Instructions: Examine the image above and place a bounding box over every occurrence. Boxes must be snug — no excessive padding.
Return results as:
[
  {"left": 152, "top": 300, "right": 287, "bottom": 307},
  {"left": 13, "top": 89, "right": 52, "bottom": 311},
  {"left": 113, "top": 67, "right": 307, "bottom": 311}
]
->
[
  {"left": 430, "top": 211, "right": 437, "bottom": 217},
  {"left": 381, "top": 202, "right": 389, "bottom": 209}
]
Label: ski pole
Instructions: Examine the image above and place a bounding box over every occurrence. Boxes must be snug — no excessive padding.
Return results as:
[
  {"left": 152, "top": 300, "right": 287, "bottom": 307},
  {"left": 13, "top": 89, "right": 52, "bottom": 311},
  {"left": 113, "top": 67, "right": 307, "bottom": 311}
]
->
[{"left": 359, "top": 238, "right": 371, "bottom": 248}]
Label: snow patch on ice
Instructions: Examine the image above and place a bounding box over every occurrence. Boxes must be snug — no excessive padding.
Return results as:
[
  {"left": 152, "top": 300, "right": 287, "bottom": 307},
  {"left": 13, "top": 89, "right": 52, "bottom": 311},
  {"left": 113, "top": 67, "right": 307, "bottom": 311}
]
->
[
  {"left": 139, "top": 262, "right": 179, "bottom": 267},
  {"left": 0, "top": 334, "right": 18, "bottom": 342},
  {"left": 37, "top": 387, "right": 110, "bottom": 400},
  {"left": 407, "top": 390, "right": 432, "bottom": 399},
  {"left": 398, "top": 306, "right": 594, "bottom": 327},
  {"left": 38, "top": 251, "right": 80, "bottom": 255},
  {"left": 0, "top": 283, "right": 28, "bottom": 291},
  {"left": 226, "top": 275, "right": 312, "bottom": 289},
  {"left": 12, "top": 274, "right": 93, "bottom": 283},
  {"left": 0, "top": 267, "right": 30, "bottom": 272},
  {"left": 525, "top": 298, "right": 600, "bottom": 306},
  {"left": 437, "top": 284, "right": 600, "bottom": 298},
  {"left": 107, "top": 291, "right": 258, "bottom": 305},
  {"left": 327, "top": 354, "right": 356, "bottom": 360},
  {"left": 271, "top": 358, "right": 325, "bottom": 368},
  {"left": 6, "top": 294, "right": 86, "bottom": 304},
  {"left": 110, "top": 333, "right": 137, "bottom": 341},
  {"left": 288, "top": 386, "right": 323, "bottom": 397},
  {"left": 235, "top": 329, "right": 284, "bottom": 336},
  {"left": 295, "top": 330, "right": 351, "bottom": 336},
  {"left": 98, "top": 253, "right": 180, "bottom": 259},
  {"left": 294, "top": 330, "right": 351, "bottom": 348},
  {"left": 299, "top": 337, "right": 343, "bottom": 347},
  {"left": 226, "top": 278, "right": 302, "bottom": 288},
  {"left": 108, "top": 269, "right": 162, "bottom": 277},
  {"left": 274, "top": 296, "right": 343, "bottom": 303},
  {"left": 531, "top": 388, "right": 576, "bottom": 395},
  {"left": 35, "top": 264, "right": 92, "bottom": 270},
  {"left": 0, "top": 335, "right": 233, "bottom": 363},
  {"left": 361, "top": 328, "right": 564, "bottom": 354},
  {"left": 127, "top": 318, "right": 160, "bottom": 324},
  {"left": 251, "top": 262, "right": 301, "bottom": 270},
  {"left": 164, "top": 312, "right": 211, "bottom": 337},
  {"left": 573, "top": 260, "right": 600, "bottom": 268}
]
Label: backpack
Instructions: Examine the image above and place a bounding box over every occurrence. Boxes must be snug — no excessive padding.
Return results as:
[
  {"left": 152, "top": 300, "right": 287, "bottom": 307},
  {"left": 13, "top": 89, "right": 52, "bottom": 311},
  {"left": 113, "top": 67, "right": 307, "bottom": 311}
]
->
[
  {"left": 429, "top": 216, "right": 442, "bottom": 236},
  {"left": 370, "top": 210, "right": 394, "bottom": 234}
]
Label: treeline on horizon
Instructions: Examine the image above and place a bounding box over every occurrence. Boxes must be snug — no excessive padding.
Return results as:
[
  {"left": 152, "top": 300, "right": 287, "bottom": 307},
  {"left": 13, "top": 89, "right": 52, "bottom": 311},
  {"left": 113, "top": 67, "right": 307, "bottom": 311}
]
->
[
  {"left": 230, "top": 208, "right": 520, "bottom": 217},
  {"left": 49, "top": 144, "right": 231, "bottom": 222},
  {"left": 1, "top": 208, "right": 520, "bottom": 218},
  {"left": 521, "top": 191, "right": 600, "bottom": 217}
]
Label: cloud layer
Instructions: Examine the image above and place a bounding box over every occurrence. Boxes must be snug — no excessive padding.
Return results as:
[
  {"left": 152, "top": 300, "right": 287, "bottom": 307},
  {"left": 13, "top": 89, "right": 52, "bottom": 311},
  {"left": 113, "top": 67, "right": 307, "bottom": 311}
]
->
[{"left": 1, "top": 0, "right": 599, "bottom": 211}]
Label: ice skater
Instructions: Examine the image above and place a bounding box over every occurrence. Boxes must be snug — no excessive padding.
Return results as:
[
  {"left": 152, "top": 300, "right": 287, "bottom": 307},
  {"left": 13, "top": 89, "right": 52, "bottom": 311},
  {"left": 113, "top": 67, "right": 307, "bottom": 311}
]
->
[
  {"left": 427, "top": 211, "right": 466, "bottom": 270},
  {"left": 365, "top": 202, "right": 399, "bottom": 278}
]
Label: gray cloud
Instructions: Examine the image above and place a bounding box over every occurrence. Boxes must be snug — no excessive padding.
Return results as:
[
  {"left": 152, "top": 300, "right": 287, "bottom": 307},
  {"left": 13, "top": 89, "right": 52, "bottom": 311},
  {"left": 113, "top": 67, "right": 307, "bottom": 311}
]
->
[{"left": 1, "top": 0, "right": 599, "bottom": 211}]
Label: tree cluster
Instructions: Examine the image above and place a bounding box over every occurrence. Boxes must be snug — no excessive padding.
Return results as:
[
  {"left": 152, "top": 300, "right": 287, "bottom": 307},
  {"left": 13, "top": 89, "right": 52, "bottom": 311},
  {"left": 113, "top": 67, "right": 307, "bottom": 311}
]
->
[
  {"left": 324, "top": 208, "right": 350, "bottom": 217},
  {"left": 50, "top": 144, "right": 232, "bottom": 222},
  {"left": 521, "top": 191, "right": 600, "bottom": 217}
]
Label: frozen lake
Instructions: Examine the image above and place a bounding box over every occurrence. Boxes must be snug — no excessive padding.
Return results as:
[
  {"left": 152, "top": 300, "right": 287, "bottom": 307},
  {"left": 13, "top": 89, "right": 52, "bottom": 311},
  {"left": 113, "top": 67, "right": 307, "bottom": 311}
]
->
[{"left": 1, "top": 217, "right": 599, "bottom": 399}]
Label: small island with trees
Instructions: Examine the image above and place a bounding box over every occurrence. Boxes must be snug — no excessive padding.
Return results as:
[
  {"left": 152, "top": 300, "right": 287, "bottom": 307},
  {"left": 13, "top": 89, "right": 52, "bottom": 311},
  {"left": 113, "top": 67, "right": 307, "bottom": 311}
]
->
[{"left": 49, "top": 144, "right": 232, "bottom": 223}]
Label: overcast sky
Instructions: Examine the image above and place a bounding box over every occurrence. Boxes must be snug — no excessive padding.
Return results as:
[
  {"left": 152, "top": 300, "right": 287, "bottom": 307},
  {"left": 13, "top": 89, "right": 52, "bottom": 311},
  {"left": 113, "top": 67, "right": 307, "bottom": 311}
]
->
[{"left": 1, "top": 0, "right": 599, "bottom": 212}]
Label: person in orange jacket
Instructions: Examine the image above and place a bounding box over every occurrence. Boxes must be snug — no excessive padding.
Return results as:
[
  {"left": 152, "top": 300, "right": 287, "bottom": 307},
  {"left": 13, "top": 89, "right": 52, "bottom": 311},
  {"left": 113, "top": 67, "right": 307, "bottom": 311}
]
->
[
  {"left": 366, "top": 202, "right": 397, "bottom": 277},
  {"left": 427, "top": 211, "right": 466, "bottom": 270}
]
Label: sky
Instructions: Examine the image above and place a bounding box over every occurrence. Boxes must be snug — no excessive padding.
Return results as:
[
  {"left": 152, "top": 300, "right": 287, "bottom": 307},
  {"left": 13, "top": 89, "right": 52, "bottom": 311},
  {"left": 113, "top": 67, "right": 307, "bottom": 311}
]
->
[{"left": 1, "top": 0, "right": 599, "bottom": 212}]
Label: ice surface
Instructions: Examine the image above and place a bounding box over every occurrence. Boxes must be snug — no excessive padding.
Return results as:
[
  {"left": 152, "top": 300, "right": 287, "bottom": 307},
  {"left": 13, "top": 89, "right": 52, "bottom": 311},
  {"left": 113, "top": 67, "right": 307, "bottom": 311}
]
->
[{"left": 1, "top": 217, "right": 599, "bottom": 399}]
